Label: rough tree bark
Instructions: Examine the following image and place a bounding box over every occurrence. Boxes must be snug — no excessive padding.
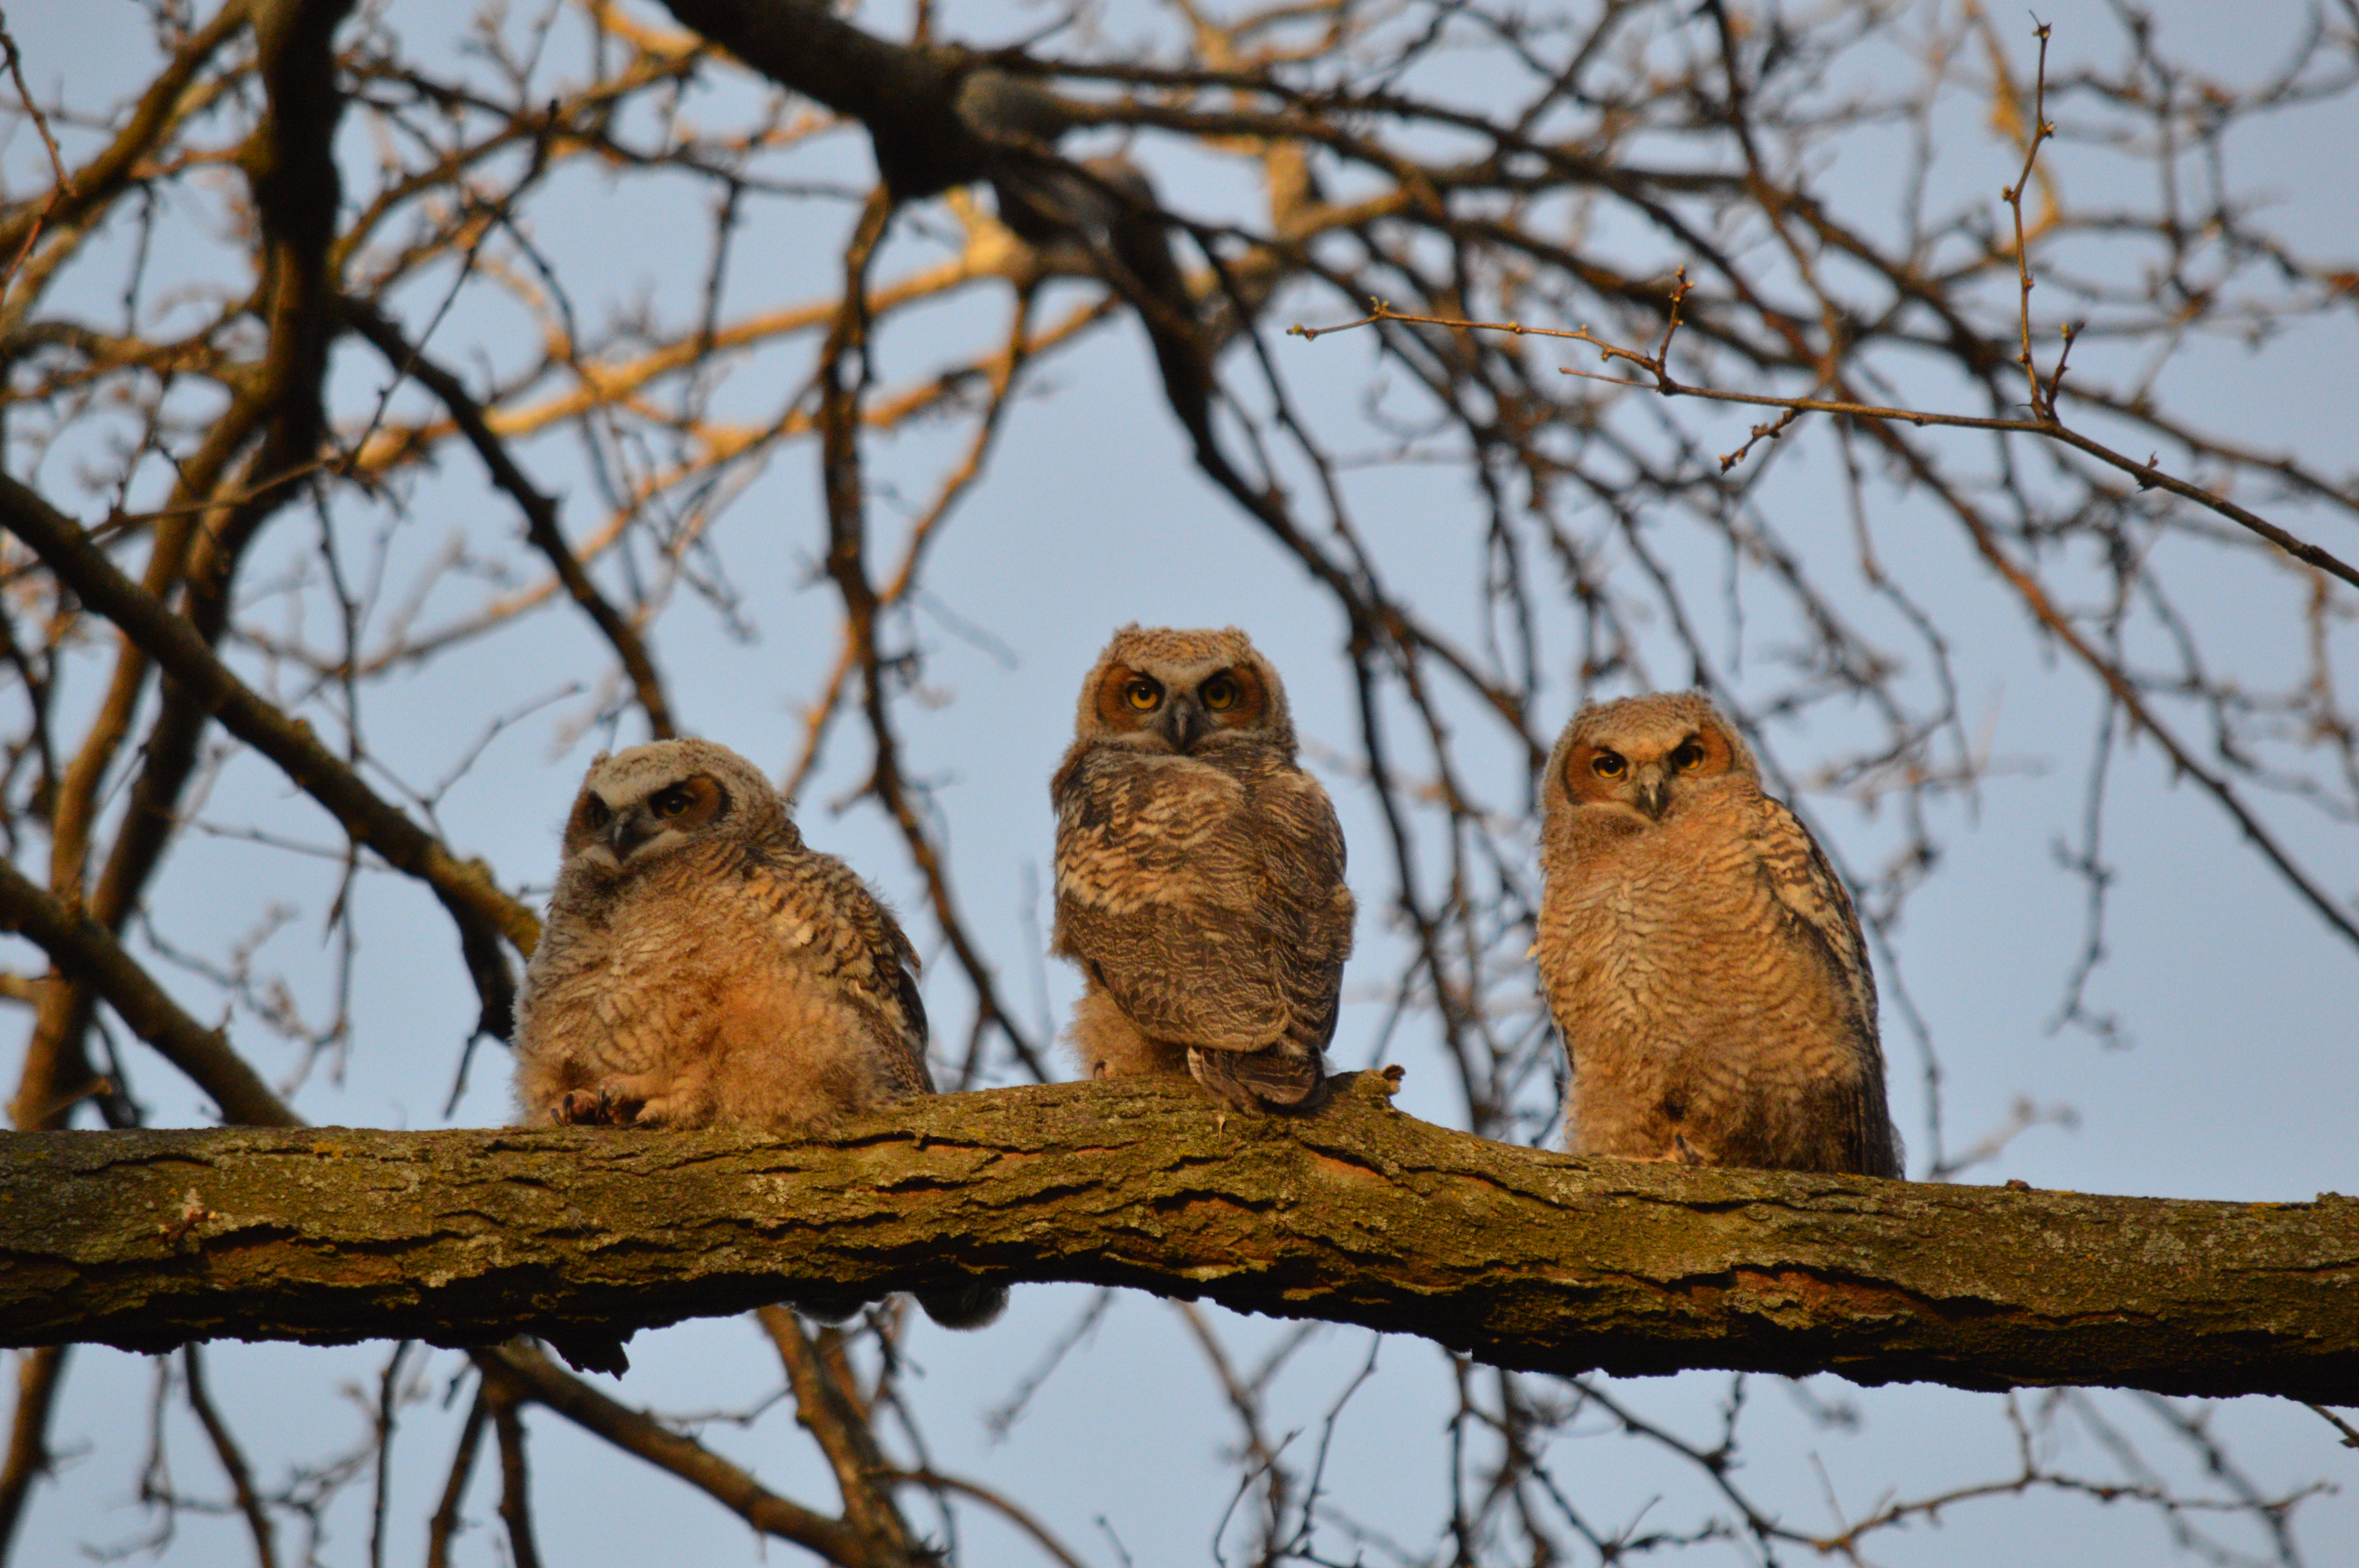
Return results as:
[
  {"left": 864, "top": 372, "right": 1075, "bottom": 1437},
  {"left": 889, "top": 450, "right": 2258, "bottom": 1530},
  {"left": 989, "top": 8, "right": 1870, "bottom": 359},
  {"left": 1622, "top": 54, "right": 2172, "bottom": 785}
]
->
[{"left": 0, "top": 1073, "right": 2350, "bottom": 1401}]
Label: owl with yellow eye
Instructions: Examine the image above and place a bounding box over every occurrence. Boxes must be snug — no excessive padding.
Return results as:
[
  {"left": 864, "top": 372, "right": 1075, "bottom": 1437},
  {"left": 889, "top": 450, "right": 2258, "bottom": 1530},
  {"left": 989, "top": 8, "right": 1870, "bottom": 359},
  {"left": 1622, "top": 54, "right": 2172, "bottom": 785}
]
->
[
  {"left": 1050, "top": 625, "right": 1356, "bottom": 1111},
  {"left": 1534, "top": 692, "right": 1901, "bottom": 1176}
]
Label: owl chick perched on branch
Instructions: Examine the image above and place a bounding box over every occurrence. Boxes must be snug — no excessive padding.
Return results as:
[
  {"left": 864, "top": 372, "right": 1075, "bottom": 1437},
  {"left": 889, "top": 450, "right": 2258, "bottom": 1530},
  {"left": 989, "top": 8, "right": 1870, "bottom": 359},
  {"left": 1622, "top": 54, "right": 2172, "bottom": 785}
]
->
[
  {"left": 1052, "top": 626, "right": 1355, "bottom": 1112},
  {"left": 514, "top": 738, "right": 1005, "bottom": 1350},
  {"left": 1534, "top": 693, "right": 1902, "bottom": 1178}
]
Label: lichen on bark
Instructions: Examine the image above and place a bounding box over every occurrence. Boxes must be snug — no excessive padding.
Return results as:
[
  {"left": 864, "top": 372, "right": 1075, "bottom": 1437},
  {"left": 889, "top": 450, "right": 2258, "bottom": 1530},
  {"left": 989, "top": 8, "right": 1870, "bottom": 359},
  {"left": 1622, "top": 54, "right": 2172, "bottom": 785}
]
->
[{"left": 0, "top": 1073, "right": 2351, "bottom": 1401}]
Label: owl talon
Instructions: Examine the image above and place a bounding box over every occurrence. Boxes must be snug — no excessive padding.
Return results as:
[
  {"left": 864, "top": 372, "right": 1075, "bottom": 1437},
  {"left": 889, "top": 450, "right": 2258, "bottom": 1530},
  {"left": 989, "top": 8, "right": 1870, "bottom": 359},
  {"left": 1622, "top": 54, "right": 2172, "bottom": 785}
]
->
[
  {"left": 552, "top": 1089, "right": 610, "bottom": 1125},
  {"left": 1187, "top": 1043, "right": 1329, "bottom": 1114}
]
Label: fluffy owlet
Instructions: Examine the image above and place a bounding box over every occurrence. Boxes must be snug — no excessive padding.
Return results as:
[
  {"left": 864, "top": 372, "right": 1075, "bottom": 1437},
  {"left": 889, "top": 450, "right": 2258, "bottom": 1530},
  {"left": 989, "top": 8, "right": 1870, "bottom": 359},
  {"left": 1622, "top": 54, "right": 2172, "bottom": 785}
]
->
[
  {"left": 514, "top": 738, "right": 1005, "bottom": 1342},
  {"left": 1052, "top": 626, "right": 1355, "bottom": 1111},
  {"left": 1534, "top": 693, "right": 1902, "bottom": 1177}
]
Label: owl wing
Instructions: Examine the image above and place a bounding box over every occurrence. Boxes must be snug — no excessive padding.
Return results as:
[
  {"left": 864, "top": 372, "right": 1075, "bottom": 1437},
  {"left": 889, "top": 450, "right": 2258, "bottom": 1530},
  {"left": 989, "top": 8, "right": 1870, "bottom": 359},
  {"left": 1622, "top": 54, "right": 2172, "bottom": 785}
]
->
[
  {"left": 737, "top": 843, "right": 934, "bottom": 1102},
  {"left": 1183, "top": 760, "right": 1356, "bottom": 1111},
  {"left": 1749, "top": 796, "right": 1900, "bottom": 1176},
  {"left": 1245, "top": 762, "right": 1354, "bottom": 1050},
  {"left": 737, "top": 846, "right": 1003, "bottom": 1325},
  {"left": 1053, "top": 747, "right": 1351, "bottom": 1062}
]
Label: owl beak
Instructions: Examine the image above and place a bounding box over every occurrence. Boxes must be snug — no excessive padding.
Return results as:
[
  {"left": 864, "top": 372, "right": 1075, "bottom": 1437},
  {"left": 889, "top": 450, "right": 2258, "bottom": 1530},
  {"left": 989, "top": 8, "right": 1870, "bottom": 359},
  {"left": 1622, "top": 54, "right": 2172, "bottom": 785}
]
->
[
  {"left": 608, "top": 809, "right": 655, "bottom": 862},
  {"left": 1635, "top": 768, "right": 1672, "bottom": 820},
  {"left": 1159, "top": 695, "right": 1208, "bottom": 754}
]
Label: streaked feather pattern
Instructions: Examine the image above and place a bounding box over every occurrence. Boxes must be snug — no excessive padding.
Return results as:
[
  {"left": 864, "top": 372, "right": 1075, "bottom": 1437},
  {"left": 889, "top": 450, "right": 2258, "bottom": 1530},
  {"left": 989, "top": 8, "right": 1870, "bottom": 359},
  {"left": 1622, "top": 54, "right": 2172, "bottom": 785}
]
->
[
  {"left": 1535, "top": 693, "right": 1901, "bottom": 1177},
  {"left": 1051, "top": 626, "right": 1354, "bottom": 1111}
]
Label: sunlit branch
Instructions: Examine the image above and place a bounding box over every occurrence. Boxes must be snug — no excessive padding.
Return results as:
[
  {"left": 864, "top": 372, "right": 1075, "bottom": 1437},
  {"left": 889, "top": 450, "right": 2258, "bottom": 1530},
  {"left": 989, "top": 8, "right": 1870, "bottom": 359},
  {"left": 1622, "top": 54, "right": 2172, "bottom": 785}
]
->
[
  {"left": 340, "top": 298, "right": 679, "bottom": 740},
  {"left": 8, "top": 1077, "right": 2356, "bottom": 1405},
  {"left": 1290, "top": 303, "right": 2359, "bottom": 592}
]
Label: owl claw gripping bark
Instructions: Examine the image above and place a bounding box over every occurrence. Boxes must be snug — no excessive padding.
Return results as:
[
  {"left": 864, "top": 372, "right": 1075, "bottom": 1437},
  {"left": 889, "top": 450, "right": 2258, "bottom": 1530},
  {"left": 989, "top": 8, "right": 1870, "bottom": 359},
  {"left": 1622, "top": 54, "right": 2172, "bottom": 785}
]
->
[
  {"left": 550, "top": 1087, "right": 610, "bottom": 1125},
  {"left": 549, "top": 1070, "right": 697, "bottom": 1127},
  {"left": 1187, "top": 1042, "right": 1326, "bottom": 1113},
  {"left": 1051, "top": 626, "right": 1356, "bottom": 1114}
]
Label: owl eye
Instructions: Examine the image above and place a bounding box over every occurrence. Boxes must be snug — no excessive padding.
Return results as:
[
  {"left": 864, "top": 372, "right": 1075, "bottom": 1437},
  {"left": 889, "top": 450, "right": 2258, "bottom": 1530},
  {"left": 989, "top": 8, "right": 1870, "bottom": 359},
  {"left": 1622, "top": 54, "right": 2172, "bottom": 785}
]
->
[
  {"left": 581, "top": 796, "right": 612, "bottom": 829},
  {"left": 1669, "top": 739, "right": 1705, "bottom": 772},
  {"left": 1124, "top": 677, "right": 1163, "bottom": 711},
  {"left": 651, "top": 786, "right": 694, "bottom": 818},
  {"left": 1200, "top": 674, "right": 1239, "bottom": 711},
  {"left": 1590, "top": 751, "right": 1627, "bottom": 779}
]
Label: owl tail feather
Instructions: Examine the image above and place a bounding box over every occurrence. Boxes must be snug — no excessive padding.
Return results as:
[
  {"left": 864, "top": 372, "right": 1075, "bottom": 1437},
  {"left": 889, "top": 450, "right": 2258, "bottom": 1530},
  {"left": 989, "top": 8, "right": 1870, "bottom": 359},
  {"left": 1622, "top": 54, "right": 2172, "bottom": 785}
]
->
[
  {"left": 918, "top": 1283, "right": 1010, "bottom": 1331},
  {"left": 1187, "top": 1044, "right": 1329, "bottom": 1112},
  {"left": 544, "top": 1330, "right": 632, "bottom": 1377},
  {"left": 785, "top": 1286, "right": 1009, "bottom": 1331}
]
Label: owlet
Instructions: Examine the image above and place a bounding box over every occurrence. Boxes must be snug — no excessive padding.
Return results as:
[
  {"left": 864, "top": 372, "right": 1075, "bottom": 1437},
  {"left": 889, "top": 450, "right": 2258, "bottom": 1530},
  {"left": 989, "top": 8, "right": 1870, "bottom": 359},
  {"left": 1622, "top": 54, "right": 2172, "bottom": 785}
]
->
[
  {"left": 514, "top": 738, "right": 1005, "bottom": 1343},
  {"left": 1534, "top": 693, "right": 1901, "bottom": 1176},
  {"left": 1052, "top": 626, "right": 1355, "bottom": 1111}
]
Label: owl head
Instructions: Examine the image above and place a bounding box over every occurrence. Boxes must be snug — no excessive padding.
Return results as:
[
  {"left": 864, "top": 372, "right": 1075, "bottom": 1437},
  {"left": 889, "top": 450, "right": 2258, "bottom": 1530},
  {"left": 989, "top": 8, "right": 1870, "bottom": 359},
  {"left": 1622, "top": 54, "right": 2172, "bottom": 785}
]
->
[
  {"left": 1072, "top": 624, "right": 1297, "bottom": 755},
  {"left": 1549, "top": 691, "right": 1759, "bottom": 822},
  {"left": 559, "top": 738, "right": 794, "bottom": 874}
]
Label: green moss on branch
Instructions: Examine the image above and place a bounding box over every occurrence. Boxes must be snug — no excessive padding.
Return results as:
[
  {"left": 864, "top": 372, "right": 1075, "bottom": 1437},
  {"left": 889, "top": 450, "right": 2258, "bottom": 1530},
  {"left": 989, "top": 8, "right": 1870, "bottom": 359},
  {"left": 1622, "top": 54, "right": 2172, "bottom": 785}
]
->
[{"left": 1, "top": 1074, "right": 2351, "bottom": 1401}]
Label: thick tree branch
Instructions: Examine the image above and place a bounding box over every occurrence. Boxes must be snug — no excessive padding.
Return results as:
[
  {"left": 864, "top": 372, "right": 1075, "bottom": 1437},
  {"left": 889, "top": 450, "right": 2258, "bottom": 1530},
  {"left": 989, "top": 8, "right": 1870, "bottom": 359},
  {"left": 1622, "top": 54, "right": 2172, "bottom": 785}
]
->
[
  {"left": 0, "top": 1075, "right": 2351, "bottom": 1403},
  {"left": 654, "top": 0, "right": 984, "bottom": 198},
  {"left": 13, "top": 0, "right": 359, "bottom": 1139}
]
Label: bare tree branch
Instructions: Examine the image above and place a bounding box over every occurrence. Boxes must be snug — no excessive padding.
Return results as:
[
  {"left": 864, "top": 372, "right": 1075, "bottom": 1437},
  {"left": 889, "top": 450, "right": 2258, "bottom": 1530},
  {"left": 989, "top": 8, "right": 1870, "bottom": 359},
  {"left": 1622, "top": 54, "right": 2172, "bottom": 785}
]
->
[
  {"left": 473, "top": 1343, "right": 884, "bottom": 1567},
  {"left": 0, "top": 860, "right": 299, "bottom": 1128},
  {"left": 4, "top": 1076, "right": 2354, "bottom": 1405},
  {"left": 0, "top": 475, "right": 536, "bottom": 1031}
]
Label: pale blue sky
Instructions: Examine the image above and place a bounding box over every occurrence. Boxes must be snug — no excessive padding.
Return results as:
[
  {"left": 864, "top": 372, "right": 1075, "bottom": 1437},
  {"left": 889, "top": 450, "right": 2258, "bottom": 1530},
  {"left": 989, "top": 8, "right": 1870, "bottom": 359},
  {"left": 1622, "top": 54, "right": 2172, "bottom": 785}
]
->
[{"left": 4, "top": 0, "right": 2354, "bottom": 1562}]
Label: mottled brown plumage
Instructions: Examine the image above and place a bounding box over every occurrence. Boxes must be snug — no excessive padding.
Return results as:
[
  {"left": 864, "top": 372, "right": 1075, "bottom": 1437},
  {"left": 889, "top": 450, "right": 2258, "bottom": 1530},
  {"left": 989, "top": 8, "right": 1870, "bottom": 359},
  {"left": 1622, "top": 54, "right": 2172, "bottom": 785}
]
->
[
  {"left": 1052, "top": 626, "right": 1355, "bottom": 1111},
  {"left": 514, "top": 740, "right": 930, "bottom": 1129},
  {"left": 1534, "top": 693, "right": 1901, "bottom": 1177},
  {"left": 514, "top": 739, "right": 1003, "bottom": 1345}
]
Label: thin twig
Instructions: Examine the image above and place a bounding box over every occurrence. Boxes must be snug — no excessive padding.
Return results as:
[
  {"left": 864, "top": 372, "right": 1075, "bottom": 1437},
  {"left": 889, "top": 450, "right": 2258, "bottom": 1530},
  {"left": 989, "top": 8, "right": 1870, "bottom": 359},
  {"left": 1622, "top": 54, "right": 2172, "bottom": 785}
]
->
[
  {"left": 1291, "top": 302, "right": 2359, "bottom": 591},
  {"left": 181, "top": 1346, "right": 277, "bottom": 1568}
]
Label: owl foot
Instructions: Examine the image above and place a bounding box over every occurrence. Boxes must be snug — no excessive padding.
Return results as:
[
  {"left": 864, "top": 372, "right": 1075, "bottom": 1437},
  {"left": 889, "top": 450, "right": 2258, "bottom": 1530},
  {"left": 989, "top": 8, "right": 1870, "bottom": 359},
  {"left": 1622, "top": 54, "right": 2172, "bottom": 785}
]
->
[
  {"left": 574, "top": 1069, "right": 710, "bottom": 1127},
  {"left": 551, "top": 1087, "right": 618, "bottom": 1125},
  {"left": 1187, "top": 1044, "right": 1329, "bottom": 1114},
  {"left": 548, "top": 1082, "right": 658, "bottom": 1125}
]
